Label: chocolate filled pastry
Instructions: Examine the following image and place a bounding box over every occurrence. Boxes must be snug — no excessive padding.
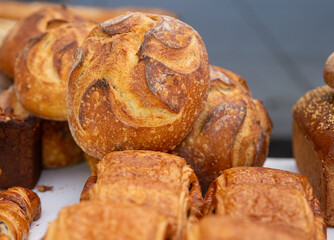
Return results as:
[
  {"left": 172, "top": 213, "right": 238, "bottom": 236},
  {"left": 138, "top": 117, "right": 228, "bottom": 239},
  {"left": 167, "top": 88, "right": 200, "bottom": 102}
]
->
[
  {"left": 0, "top": 7, "right": 78, "bottom": 78},
  {"left": 203, "top": 167, "right": 326, "bottom": 240},
  {"left": 43, "top": 201, "right": 171, "bottom": 240},
  {"left": 81, "top": 150, "right": 203, "bottom": 240},
  {"left": 67, "top": 12, "right": 210, "bottom": 159},
  {"left": 0, "top": 107, "right": 41, "bottom": 189},
  {"left": 175, "top": 66, "right": 272, "bottom": 191},
  {"left": 0, "top": 186, "right": 41, "bottom": 240},
  {"left": 14, "top": 12, "right": 96, "bottom": 120},
  {"left": 186, "top": 215, "right": 309, "bottom": 240},
  {"left": 293, "top": 85, "right": 334, "bottom": 226},
  {"left": 0, "top": 86, "right": 83, "bottom": 168}
]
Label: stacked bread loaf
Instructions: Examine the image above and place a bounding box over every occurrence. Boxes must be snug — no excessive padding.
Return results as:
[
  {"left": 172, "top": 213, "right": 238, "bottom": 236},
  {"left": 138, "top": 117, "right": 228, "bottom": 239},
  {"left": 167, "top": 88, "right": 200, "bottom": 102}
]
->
[{"left": 293, "top": 52, "right": 334, "bottom": 226}]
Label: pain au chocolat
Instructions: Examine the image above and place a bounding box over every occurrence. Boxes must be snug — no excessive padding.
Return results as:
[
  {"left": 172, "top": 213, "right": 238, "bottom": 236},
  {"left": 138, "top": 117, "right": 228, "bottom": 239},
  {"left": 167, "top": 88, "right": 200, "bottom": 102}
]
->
[
  {"left": 203, "top": 167, "right": 326, "bottom": 240},
  {"left": 67, "top": 12, "right": 210, "bottom": 159},
  {"left": 175, "top": 65, "right": 272, "bottom": 191},
  {"left": 80, "top": 150, "right": 203, "bottom": 240},
  {"left": 14, "top": 9, "right": 96, "bottom": 120}
]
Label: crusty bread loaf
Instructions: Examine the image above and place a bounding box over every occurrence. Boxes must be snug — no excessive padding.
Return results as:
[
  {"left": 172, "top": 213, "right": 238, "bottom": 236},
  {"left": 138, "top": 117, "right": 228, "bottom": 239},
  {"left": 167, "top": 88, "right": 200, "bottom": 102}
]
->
[
  {"left": 186, "top": 215, "right": 309, "bottom": 240},
  {"left": 67, "top": 12, "right": 210, "bottom": 159},
  {"left": 0, "top": 1, "right": 178, "bottom": 22},
  {"left": 14, "top": 13, "right": 96, "bottom": 120},
  {"left": 203, "top": 167, "right": 326, "bottom": 240},
  {"left": 0, "top": 7, "right": 77, "bottom": 77},
  {"left": 175, "top": 66, "right": 272, "bottom": 191},
  {"left": 81, "top": 150, "right": 203, "bottom": 240},
  {"left": 43, "top": 201, "right": 171, "bottom": 240},
  {"left": 293, "top": 85, "right": 334, "bottom": 226}
]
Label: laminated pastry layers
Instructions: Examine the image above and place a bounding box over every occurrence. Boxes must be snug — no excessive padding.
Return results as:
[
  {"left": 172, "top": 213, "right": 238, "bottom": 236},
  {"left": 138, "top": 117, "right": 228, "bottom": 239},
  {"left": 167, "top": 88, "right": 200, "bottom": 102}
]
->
[
  {"left": 81, "top": 150, "right": 203, "bottom": 240},
  {"left": 203, "top": 167, "right": 326, "bottom": 240}
]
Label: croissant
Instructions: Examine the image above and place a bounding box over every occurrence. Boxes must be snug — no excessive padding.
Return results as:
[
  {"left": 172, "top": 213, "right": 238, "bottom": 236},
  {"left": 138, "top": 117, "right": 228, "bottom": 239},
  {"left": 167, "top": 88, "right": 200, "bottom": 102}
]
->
[
  {"left": 203, "top": 167, "right": 326, "bottom": 240},
  {"left": 43, "top": 201, "right": 171, "bottom": 240},
  {"left": 186, "top": 215, "right": 309, "bottom": 240},
  {"left": 175, "top": 66, "right": 272, "bottom": 191},
  {"left": 81, "top": 150, "right": 203, "bottom": 240},
  {"left": 0, "top": 187, "right": 41, "bottom": 240}
]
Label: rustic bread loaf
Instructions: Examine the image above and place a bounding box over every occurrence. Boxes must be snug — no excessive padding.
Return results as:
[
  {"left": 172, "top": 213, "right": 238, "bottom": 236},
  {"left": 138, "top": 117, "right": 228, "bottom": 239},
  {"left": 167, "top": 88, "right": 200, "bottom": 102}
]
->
[
  {"left": 67, "top": 12, "right": 210, "bottom": 159},
  {"left": 175, "top": 66, "right": 272, "bottom": 191},
  {"left": 14, "top": 13, "right": 96, "bottom": 120},
  {"left": 203, "top": 167, "right": 326, "bottom": 240},
  {"left": 43, "top": 201, "right": 171, "bottom": 240},
  {"left": 293, "top": 85, "right": 334, "bottom": 226},
  {"left": 0, "top": 7, "right": 77, "bottom": 77},
  {"left": 81, "top": 150, "right": 203, "bottom": 240}
]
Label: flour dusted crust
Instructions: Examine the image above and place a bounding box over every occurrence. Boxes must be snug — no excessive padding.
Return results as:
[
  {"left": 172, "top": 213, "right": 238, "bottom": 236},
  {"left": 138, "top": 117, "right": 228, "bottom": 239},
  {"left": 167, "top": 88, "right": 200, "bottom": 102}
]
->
[
  {"left": 175, "top": 66, "right": 272, "bottom": 190},
  {"left": 0, "top": 7, "right": 78, "bottom": 77},
  {"left": 81, "top": 150, "right": 203, "bottom": 240},
  {"left": 14, "top": 14, "right": 96, "bottom": 120},
  {"left": 293, "top": 85, "right": 334, "bottom": 226},
  {"left": 203, "top": 167, "right": 326, "bottom": 240},
  {"left": 43, "top": 201, "right": 170, "bottom": 240},
  {"left": 67, "top": 12, "right": 210, "bottom": 159}
]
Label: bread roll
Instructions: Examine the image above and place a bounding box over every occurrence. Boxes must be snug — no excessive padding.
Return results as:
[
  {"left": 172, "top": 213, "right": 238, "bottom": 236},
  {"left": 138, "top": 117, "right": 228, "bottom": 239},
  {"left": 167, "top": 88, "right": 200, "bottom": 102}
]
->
[
  {"left": 186, "top": 215, "right": 309, "bottom": 240},
  {"left": 0, "top": 187, "right": 41, "bottom": 240},
  {"left": 324, "top": 52, "right": 334, "bottom": 88},
  {"left": 67, "top": 12, "right": 210, "bottom": 159},
  {"left": 14, "top": 13, "right": 96, "bottom": 120},
  {"left": 175, "top": 66, "right": 272, "bottom": 191},
  {"left": 293, "top": 85, "right": 334, "bottom": 226},
  {"left": 203, "top": 167, "right": 326, "bottom": 240},
  {"left": 0, "top": 7, "right": 77, "bottom": 77},
  {"left": 43, "top": 201, "right": 171, "bottom": 240},
  {"left": 81, "top": 150, "right": 203, "bottom": 240}
]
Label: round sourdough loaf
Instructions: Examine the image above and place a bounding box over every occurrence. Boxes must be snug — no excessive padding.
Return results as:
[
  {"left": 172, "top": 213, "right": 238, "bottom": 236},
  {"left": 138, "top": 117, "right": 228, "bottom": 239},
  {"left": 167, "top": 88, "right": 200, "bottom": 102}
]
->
[
  {"left": 14, "top": 15, "right": 96, "bottom": 120},
  {"left": 67, "top": 12, "right": 210, "bottom": 159},
  {"left": 0, "top": 7, "right": 77, "bottom": 78},
  {"left": 175, "top": 66, "right": 272, "bottom": 191}
]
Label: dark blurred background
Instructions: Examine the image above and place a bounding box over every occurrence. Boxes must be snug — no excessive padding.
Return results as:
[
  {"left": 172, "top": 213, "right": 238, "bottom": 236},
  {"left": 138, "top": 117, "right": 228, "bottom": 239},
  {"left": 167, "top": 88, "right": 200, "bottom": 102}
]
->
[{"left": 23, "top": 0, "right": 334, "bottom": 157}]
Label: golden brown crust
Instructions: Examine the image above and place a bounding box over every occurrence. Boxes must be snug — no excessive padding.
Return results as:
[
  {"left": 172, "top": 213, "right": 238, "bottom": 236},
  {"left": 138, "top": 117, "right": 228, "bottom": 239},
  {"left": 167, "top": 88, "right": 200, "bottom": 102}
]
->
[
  {"left": 175, "top": 66, "right": 272, "bottom": 191},
  {"left": 0, "top": 1, "right": 178, "bottom": 22},
  {"left": 203, "top": 167, "right": 326, "bottom": 240},
  {"left": 293, "top": 85, "right": 334, "bottom": 226},
  {"left": 43, "top": 201, "right": 171, "bottom": 240},
  {"left": 186, "top": 215, "right": 309, "bottom": 240},
  {"left": 41, "top": 120, "right": 83, "bottom": 168},
  {"left": 81, "top": 150, "right": 203, "bottom": 240},
  {"left": 14, "top": 14, "right": 95, "bottom": 120},
  {"left": 324, "top": 52, "right": 334, "bottom": 88},
  {"left": 67, "top": 12, "right": 210, "bottom": 159},
  {"left": 0, "top": 7, "right": 78, "bottom": 77},
  {"left": 0, "top": 187, "right": 41, "bottom": 240}
]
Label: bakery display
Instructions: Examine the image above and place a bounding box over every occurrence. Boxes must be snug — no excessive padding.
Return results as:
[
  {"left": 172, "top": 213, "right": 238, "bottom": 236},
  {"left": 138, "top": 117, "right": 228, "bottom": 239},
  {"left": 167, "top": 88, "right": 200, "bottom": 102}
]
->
[
  {"left": 67, "top": 12, "right": 210, "bottom": 159},
  {"left": 175, "top": 65, "right": 272, "bottom": 191},
  {"left": 293, "top": 85, "right": 334, "bottom": 226},
  {"left": 43, "top": 201, "right": 171, "bottom": 240},
  {"left": 203, "top": 167, "right": 326, "bottom": 239},
  {"left": 0, "top": 108, "right": 41, "bottom": 189},
  {"left": 186, "top": 215, "right": 308, "bottom": 240},
  {"left": 14, "top": 11, "right": 96, "bottom": 120},
  {"left": 0, "top": 7, "right": 78, "bottom": 78},
  {"left": 0, "top": 186, "right": 41, "bottom": 240},
  {"left": 81, "top": 150, "right": 203, "bottom": 240}
]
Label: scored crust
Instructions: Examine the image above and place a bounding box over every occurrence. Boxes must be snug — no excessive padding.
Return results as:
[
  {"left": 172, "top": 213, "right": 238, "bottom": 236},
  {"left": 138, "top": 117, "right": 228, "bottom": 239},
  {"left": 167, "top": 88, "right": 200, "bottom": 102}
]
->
[{"left": 67, "top": 12, "right": 210, "bottom": 159}]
